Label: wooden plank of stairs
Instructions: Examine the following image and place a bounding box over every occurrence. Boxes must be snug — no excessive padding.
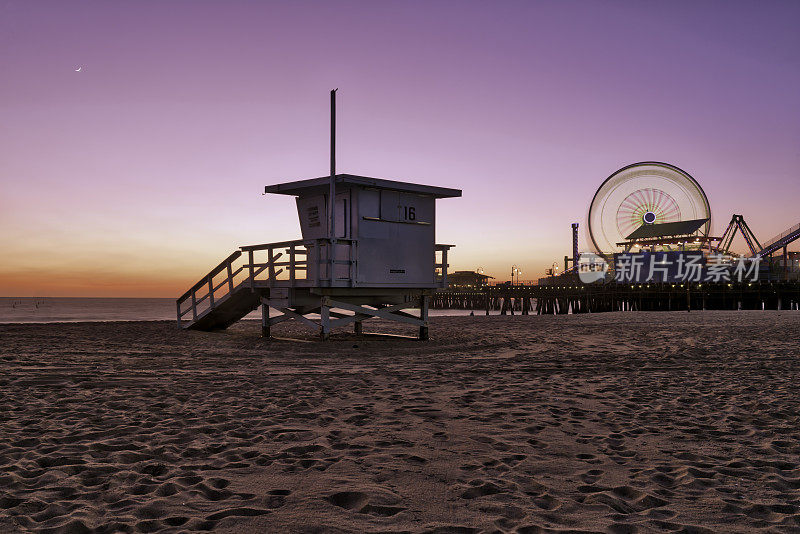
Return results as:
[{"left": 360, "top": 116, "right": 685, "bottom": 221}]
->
[{"left": 185, "top": 284, "right": 266, "bottom": 331}]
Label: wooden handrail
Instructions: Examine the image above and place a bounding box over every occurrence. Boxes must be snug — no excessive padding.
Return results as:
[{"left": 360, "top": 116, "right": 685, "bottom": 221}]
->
[
  {"left": 178, "top": 265, "right": 286, "bottom": 320},
  {"left": 240, "top": 239, "right": 309, "bottom": 252},
  {"left": 179, "top": 240, "right": 349, "bottom": 326},
  {"left": 213, "top": 272, "right": 236, "bottom": 294},
  {"left": 240, "top": 238, "right": 355, "bottom": 252},
  {"left": 435, "top": 243, "right": 451, "bottom": 287},
  {"left": 252, "top": 263, "right": 268, "bottom": 279},
  {"left": 290, "top": 245, "right": 296, "bottom": 285},
  {"left": 269, "top": 261, "right": 308, "bottom": 267},
  {"left": 180, "top": 291, "right": 211, "bottom": 317},
  {"left": 177, "top": 238, "right": 377, "bottom": 326},
  {"left": 177, "top": 250, "right": 242, "bottom": 303}
]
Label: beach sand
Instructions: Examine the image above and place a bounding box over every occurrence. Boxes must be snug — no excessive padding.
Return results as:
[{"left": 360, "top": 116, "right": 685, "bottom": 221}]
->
[{"left": 1, "top": 311, "right": 799, "bottom": 533}]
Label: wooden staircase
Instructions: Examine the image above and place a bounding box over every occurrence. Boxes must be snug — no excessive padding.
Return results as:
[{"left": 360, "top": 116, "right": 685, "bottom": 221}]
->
[
  {"left": 184, "top": 283, "right": 265, "bottom": 331},
  {"left": 176, "top": 239, "right": 329, "bottom": 331}
]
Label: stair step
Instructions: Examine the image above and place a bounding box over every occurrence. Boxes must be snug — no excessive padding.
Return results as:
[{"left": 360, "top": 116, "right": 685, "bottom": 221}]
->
[{"left": 184, "top": 286, "right": 266, "bottom": 331}]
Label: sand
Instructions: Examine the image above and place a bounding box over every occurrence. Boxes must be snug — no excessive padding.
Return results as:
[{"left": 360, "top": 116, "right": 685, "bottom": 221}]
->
[{"left": 1, "top": 311, "right": 799, "bottom": 533}]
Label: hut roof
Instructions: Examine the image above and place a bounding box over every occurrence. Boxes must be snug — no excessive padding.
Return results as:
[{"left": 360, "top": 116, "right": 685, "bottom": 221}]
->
[{"left": 265, "top": 174, "right": 462, "bottom": 198}]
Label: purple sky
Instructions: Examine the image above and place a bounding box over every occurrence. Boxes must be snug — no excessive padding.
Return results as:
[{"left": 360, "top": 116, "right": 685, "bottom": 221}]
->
[{"left": 1, "top": 1, "right": 799, "bottom": 296}]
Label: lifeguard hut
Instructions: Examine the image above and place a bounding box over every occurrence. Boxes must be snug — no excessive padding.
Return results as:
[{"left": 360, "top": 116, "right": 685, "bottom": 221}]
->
[{"left": 176, "top": 92, "right": 461, "bottom": 339}]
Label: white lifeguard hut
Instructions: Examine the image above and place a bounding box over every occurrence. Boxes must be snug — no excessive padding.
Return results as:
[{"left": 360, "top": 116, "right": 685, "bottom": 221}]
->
[{"left": 176, "top": 91, "right": 461, "bottom": 339}]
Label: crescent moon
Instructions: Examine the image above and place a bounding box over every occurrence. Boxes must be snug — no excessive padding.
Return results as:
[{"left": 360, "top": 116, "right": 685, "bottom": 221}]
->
[{"left": 75, "top": 67, "right": 82, "bottom": 72}]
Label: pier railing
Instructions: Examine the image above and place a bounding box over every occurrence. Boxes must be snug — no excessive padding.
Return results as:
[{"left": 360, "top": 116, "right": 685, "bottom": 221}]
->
[{"left": 760, "top": 222, "right": 800, "bottom": 256}]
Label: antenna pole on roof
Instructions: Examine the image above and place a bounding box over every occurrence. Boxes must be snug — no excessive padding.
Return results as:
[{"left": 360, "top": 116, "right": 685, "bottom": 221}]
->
[{"left": 329, "top": 89, "right": 337, "bottom": 242}]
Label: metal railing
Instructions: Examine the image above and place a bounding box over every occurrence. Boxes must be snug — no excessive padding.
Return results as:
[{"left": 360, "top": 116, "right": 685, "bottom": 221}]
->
[{"left": 760, "top": 222, "right": 800, "bottom": 255}]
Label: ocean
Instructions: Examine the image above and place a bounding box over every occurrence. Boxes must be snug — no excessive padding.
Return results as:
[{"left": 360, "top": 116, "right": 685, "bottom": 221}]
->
[{"left": 0, "top": 297, "right": 480, "bottom": 324}]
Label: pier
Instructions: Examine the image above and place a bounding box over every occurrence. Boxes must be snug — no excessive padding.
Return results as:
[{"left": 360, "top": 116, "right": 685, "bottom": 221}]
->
[{"left": 432, "top": 281, "right": 800, "bottom": 314}]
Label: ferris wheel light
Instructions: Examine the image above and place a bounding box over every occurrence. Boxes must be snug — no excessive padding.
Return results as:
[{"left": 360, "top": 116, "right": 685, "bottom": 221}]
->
[{"left": 587, "top": 162, "right": 711, "bottom": 254}]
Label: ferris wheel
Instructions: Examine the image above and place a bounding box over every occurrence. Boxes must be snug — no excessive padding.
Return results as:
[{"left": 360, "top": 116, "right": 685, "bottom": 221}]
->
[{"left": 587, "top": 162, "right": 711, "bottom": 254}]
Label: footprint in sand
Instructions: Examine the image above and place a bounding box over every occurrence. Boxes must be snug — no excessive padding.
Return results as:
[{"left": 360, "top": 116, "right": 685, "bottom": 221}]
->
[
  {"left": 205, "top": 507, "right": 273, "bottom": 520},
  {"left": 460, "top": 480, "right": 505, "bottom": 499},
  {"left": 531, "top": 493, "right": 561, "bottom": 511},
  {"left": 326, "top": 491, "right": 406, "bottom": 517},
  {"left": 327, "top": 491, "right": 369, "bottom": 510},
  {"left": 580, "top": 485, "right": 669, "bottom": 515}
]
